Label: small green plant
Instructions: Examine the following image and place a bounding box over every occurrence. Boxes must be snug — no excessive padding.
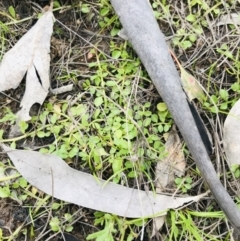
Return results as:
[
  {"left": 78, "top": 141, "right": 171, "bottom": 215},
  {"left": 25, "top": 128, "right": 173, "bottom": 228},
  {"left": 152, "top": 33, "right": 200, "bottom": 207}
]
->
[
  {"left": 230, "top": 164, "right": 240, "bottom": 179},
  {"left": 0, "top": 185, "right": 10, "bottom": 198},
  {"left": 27, "top": 41, "right": 171, "bottom": 186},
  {"left": 86, "top": 212, "right": 145, "bottom": 241},
  {"left": 49, "top": 213, "right": 74, "bottom": 233},
  {"left": 168, "top": 209, "right": 224, "bottom": 241},
  {"left": 80, "top": 3, "right": 90, "bottom": 13},
  {"left": 86, "top": 213, "right": 117, "bottom": 241},
  {"left": 8, "top": 6, "right": 16, "bottom": 19},
  {"left": 0, "top": 107, "right": 17, "bottom": 124},
  {"left": 49, "top": 217, "right": 61, "bottom": 232},
  {"left": 203, "top": 87, "right": 236, "bottom": 114},
  {"left": 53, "top": 1, "right": 61, "bottom": 8},
  {"left": 175, "top": 176, "right": 192, "bottom": 193},
  {"left": 156, "top": 102, "right": 172, "bottom": 133},
  {"left": 0, "top": 162, "right": 28, "bottom": 202}
]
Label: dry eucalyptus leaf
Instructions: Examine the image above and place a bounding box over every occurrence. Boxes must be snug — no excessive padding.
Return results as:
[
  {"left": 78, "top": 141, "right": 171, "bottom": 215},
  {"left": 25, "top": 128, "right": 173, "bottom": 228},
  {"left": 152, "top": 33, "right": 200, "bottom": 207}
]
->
[
  {"left": 223, "top": 99, "right": 240, "bottom": 165},
  {"left": 150, "top": 216, "right": 166, "bottom": 238},
  {"left": 0, "top": 7, "right": 54, "bottom": 121},
  {"left": 216, "top": 13, "right": 240, "bottom": 26},
  {"left": 152, "top": 128, "right": 186, "bottom": 237},
  {"left": 180, "top": 66, "right": 204, "bottom": 102},
  {"left": 169, "top": 49, "right": 204, "bottom": 102},
  {"left": 2, "top": 145, "right": 206, "bottom": 218},
  {"left": 155, "top": 128, "right": 186, "bottom": 193}
]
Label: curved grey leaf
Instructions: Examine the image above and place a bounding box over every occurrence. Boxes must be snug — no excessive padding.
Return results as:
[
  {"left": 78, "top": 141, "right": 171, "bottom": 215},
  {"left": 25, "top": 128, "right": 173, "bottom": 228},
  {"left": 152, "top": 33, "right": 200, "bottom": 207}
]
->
[
  {"left": 2, "top": 145, "right": 205, "bottom": 218},
  {"left": 224, "top": 99, "right": 240, "bottom": 165},
  {"left": 0, "top": 8, "right": 54, "bottom": 121}
]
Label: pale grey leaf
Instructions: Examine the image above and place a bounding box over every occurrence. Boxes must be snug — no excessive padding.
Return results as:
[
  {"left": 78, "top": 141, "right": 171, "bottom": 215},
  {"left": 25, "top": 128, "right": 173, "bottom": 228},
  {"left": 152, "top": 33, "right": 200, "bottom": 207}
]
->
[
  {"left": 0, "top": 8, "right": 54, "bottom": 121},
  {"left": 224, "top": 99, "right": 240, "bottom": 165},
  {"left": 2, "top": 145, "right": 206, "bottom": 218},
  {"left": 151, "top": 216, "right": 165, "bottom": 238},
  {"left": 216, "top": 13, "right": 240, "bottom": 26}
]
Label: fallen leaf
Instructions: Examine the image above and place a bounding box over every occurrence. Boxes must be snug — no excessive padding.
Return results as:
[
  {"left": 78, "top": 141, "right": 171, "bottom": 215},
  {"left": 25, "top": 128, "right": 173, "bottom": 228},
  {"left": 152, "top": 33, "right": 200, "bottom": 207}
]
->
[
  {"left": 0, "top": 6, "right": 54, "bottom": 121},
  {"left": 51, "top": 36, "right": 68, "bottom": 58},
  {"left": 152, "top": 127, "right": 186, "bottom": 237},
  {"left": 223, "top": 99, "right": 240, "bottom": 165},
  {"left": 2, "top": 145, "right": 206, "bottom": 218},
  {"left": 216, "top": 13, "right": 240, "bottom": 26},
  {"left": 155, "top": 126, "right": 186, "bottom": 193},
  {"left": 169, "top": 49, "right": 204, "bottom": 102},
  {"left": 180, "top": 66, "right": 204, "bottom": 102},
  {"left": 150, "top": 216, "right": 165, "bottom": 239}
]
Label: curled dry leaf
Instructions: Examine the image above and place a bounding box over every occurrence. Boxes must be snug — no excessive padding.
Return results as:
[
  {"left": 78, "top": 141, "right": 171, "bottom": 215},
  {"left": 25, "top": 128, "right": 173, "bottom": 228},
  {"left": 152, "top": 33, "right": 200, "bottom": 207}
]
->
[
  {"left": 51, "top": 36, "right": 68, "bottom": 58},
  {"left": 2, "top": 145, "right": 206, "bottom": 218},
  {"left": 216, "top": 13, "right": 240, "bottom": 26},
  {"left": 0, "top": 7, "right": 54, "bottom": 121},
  {"left": 152, "top": 127, "right": 186, "bottom": 237},
  {"left": 155, "top": 127, "right": 186, "bottom": 193},
  {"left": 150, "top": 216, "right": 166, "bottom": 239},
  {"left": 169, "top": 49, "right": 204, "bottom": 102},
  {"left": 180, "top": 66, "right": 205, "bottom": 102},
  {"left": 223, "top": 99, "right": 240, "bottom": 165}
]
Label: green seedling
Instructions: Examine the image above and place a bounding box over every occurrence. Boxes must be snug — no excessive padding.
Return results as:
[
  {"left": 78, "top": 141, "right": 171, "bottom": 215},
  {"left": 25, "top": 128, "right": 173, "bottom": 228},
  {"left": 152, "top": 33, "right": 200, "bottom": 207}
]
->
[{"left": 175, "top": 176, "right": 193, "bottom": 193}]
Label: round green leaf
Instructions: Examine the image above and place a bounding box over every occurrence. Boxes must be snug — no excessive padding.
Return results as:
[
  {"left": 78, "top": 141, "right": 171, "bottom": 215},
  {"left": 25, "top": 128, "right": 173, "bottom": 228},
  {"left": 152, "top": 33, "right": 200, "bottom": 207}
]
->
[
  {"left": 112, "top": 158, "right": 123, "bottom": 173},
  {"left": 112, "top": 50, "right": 121, "bottom": 59},
  {"left": 157, "top": 102, "right": 167, "bottom": 112},
  {"left": 94, "top": 97, "right": 103, "bottom": 107}
]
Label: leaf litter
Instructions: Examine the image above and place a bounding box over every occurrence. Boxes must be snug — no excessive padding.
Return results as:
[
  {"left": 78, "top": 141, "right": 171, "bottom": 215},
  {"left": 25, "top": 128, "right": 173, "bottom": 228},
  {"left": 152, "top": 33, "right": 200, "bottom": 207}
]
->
[
  {"left": 169, "top": 49, "right": 205, "bottom": 102},
  {"left": 155, "top": 126, "right": 186, "bottom": 193},
  {"left": 152, "top": 126, "right": 186, "bottom": 237}
]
